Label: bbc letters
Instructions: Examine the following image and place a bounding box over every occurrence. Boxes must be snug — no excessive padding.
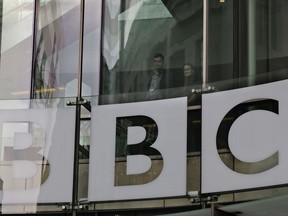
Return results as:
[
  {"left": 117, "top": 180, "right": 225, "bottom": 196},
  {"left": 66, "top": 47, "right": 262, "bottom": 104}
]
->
[
  {"left": 3, "top": 77, "right": 288, "bottom": 204},
  {"left": 88, "top": 97, "right": 187, "bottom": 201},
  {"left": 202, "top": 79, "right": 288, "bottom": 193},
  {"left": 0, "top": 107, "right": 75, "bottom": 203},
  {"left": 1, "top": 98, "right": 186, "bottom": 204}
]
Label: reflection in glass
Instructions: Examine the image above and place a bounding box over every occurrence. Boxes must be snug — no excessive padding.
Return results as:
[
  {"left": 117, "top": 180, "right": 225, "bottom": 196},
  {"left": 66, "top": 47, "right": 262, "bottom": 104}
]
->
[
  {"left": 208, "top": 0, "right": 288, "bottom": 91},
  {"left": 0, "top": 99, "right": 75, "bottom": 214},
  {"left": 33, "top": 0, "right": 81, "bottom": 99},
  {"left": 0, "top": 0, "right": 34, "bottom": 99},
  {"left": 100, "top": 0, "right": 203, "bottom": 105}
]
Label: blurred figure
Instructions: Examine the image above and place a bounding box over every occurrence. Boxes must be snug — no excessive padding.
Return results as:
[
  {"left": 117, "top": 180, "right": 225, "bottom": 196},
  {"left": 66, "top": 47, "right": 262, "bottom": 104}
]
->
[
  {"left": 148, "top": 53, "right": 166, "bottom": 91},
  {"left": 183, "top": 63, "right": 195, "bottom": 87},
  {"left": 146, "top": 53, "right": 168, "bottom": 100},
  {"left": 182, "top": 63, "right": 202, "bottom": 106}
]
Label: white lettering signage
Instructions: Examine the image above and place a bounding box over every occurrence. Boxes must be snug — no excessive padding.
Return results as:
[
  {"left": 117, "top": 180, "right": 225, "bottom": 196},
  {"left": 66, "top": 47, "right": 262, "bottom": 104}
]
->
[
  {"left": 202, "top": 80, "right": 288, "bottom": 193},
  {"left": 88, "top": 97, "right": 187, "bottom": 201},
  {"left": 0, "top": 107, "right": 75, "bottom": 203}
]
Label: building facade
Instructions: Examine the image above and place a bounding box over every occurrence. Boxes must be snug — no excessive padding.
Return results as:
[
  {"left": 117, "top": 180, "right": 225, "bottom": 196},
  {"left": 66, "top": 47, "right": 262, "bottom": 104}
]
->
[{"left": 0, "top": 0, "right": 288, "bottom": 215}]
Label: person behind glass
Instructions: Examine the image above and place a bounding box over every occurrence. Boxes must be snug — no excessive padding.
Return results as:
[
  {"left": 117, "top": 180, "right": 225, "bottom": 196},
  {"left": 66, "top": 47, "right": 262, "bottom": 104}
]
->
[
  {"left": 183, "top": 63, "right": 200, "bottom": 105},
  {"left": 183, "top": 63, "right": 195, "bottom": 87},
  {"left": 147, "top": 53, "right": 167, "bottom": 99}
]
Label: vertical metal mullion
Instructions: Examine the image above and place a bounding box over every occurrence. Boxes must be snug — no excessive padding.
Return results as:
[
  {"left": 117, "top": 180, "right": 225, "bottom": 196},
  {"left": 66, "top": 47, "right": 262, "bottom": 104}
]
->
[
  {"left": 30, "top": 0, "right": 39, "bottom": 99},
  {"left": 233, "top": 0, "right": 240, "bottom": 88},
  {"left": 0, "top": 1, "right": 2, "bottom": 50},
  {"left": 202, "top": 0, "right": 209, "bottom": 86},
  {"left": 266, "top": 0, "right": 270, "bottom": 74},
  {"left": 77, "top": 0, "right": 85, "bottom": 100},
  {"left": 72, "top": 0, "right": 85, "bottom": 215},
  {"left": 248, "top": 0, "right": 256, "bottom": 86},
  {"left": 0, "top": 1, "right": 3, "bottom": 66}
]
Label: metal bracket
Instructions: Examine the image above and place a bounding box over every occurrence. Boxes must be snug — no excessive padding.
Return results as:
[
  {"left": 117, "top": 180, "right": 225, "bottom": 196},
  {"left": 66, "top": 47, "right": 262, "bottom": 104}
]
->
[
  {"left": 191, "top": 85, "right": 215, "bottom": 94},
  {"left": 187, "top": 191, "right": 219, "bottom": 204},
  {"left": 60, "top": 204, "right": 71, "bottom": 211},
  {"left": 60, "top": 203, "right": 89, "bottom": 211},
  {"left": 66, "top": 98, "right": 91, "bottom": 112},
  {"left": 189, "top": 194, "right": 219, "bottom": 204}
]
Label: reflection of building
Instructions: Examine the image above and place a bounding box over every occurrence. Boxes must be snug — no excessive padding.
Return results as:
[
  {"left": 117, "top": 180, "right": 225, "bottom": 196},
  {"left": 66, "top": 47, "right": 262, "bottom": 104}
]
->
[{"left": 1, "top": 0, "right": 288, "bottom": 215}]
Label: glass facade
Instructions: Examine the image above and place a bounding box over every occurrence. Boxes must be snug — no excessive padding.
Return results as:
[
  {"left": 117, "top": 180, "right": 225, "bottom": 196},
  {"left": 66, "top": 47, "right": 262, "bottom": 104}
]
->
[
  {"left": 0, "top": 0, "right": 287, "bottom": 215},
  {"left": 0, "top": 0, "right": 34, "bottom": 100},
  {"left": 100, "top": 0, "right": 203, "bottom": 105},
  {"left": 209, "top": 0, "right": 288, "bottom": 89}
]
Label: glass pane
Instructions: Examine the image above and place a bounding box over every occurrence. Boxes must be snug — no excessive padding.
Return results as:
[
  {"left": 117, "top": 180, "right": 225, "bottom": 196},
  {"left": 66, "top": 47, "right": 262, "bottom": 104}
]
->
[
  {"left": 0, "top": 98, "right": 75, "bottom": 214},
  {"left": 33, "top": 0, "right": 81, "bottom": 99},
  {"left": 100, "top": 0, "right": 203, "bottom": 105},
  {"left": 82, "top": 0, "right": 102, "bottom": 97},
  {"left": 0, "top": 0, "right": 34, "bottom": 99},
  {"left": 208, "top": 0, "right": 288, "bottom": 91}
]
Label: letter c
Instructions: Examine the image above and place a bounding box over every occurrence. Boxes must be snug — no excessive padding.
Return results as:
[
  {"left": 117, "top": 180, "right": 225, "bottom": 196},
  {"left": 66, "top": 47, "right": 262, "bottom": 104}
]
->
[{"left": 216, "top": 99, "right": 279, "bottom": 174}]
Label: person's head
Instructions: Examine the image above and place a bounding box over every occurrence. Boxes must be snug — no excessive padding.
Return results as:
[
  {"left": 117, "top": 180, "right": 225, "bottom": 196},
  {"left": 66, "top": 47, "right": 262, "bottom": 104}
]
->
[
  {"left": 153, "top": 53, "right": 164, "bottom": 70},
  {"left": 183, "top": 63, "right": 194, "bottom": 77}
]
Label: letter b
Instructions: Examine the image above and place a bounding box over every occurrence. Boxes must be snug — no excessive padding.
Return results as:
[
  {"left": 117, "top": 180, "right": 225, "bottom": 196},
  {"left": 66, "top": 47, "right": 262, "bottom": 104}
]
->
[
  {"left": 115, "top": 116, "right": 163, "bottom": 186},
  {"left": 89, "top": 98, "right": 187, "bottom": 201}
]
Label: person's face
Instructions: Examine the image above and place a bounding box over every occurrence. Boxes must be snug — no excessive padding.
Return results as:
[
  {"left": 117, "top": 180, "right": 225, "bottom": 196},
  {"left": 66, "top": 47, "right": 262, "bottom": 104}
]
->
[
  {"left": 184, "top": 65, "right": 193, "bottom": 77},
  {"left": 154, "top": 57, "right": 164, "bottom": 70}
]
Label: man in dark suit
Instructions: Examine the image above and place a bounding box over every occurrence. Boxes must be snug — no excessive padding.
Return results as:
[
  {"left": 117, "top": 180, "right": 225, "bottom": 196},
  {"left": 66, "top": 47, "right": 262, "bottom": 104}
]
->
[
  {"left": 127, "top": 53, "right": 168, "bottom": 102},
  {"left": 146, "top": 53, "right": 168, "bottom": 100}
]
